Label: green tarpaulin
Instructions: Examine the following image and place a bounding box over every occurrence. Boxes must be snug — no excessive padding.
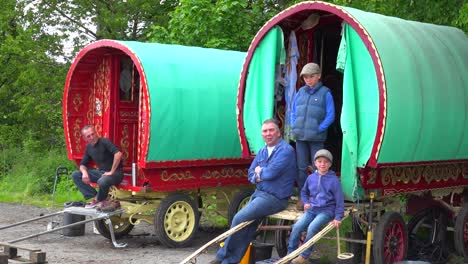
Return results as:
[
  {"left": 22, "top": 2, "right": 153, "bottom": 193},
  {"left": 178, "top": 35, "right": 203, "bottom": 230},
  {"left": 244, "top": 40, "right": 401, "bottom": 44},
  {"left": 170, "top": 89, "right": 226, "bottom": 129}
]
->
[
  {"left": 118, "top": 41, "right": 246, "bottom": 161},
  {"left": 243, "top": 26, "right": 285, "bottom": 154}
]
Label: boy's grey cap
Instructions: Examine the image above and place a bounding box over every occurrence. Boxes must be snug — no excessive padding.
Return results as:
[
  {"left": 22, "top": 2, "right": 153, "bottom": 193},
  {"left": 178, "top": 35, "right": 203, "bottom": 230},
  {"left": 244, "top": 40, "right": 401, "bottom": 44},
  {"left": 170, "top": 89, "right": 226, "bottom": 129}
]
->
[
  {"left": 300, "top": 63, "right": 321, "bottom": 77},
  {"left": 314, "top": 149, "right": 333, "bottom": 163}
]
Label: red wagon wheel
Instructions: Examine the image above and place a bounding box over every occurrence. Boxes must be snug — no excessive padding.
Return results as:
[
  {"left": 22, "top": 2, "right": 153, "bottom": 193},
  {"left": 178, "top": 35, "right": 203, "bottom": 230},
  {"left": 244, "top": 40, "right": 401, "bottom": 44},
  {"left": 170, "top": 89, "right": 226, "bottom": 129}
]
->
[
  {"left": 407, "top": 207, "right": 448, "bottom": 262},
  {"left": 455, "top": 204, "right": 468, "bottom": 259},
  {"left": 373, "top": 211, "right": 407, "bottom": 264}
]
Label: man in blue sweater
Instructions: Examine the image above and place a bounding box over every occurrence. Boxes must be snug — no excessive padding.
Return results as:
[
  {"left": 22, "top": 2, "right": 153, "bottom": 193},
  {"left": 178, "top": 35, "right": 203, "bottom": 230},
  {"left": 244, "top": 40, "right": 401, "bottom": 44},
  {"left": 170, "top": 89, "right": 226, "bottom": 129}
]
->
[
  {"left": 291, "top": 63, "right": 335, "bottom": 209},
  {"left": 287, "top": 149, "right": 344, "bottom": 264},
  {"left": 211, "top": 119, "right": 297, "bottom": 264}
]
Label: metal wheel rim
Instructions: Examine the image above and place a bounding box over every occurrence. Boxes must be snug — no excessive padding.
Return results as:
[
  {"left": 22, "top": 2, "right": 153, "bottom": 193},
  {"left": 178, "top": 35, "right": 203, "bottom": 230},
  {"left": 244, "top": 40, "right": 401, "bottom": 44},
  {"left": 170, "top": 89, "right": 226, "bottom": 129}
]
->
[
  {"left": 163, "top": 200, "right": 196, "bottom": 242},
  {"left": 108, "top": 215, "right": 132, "bottom": 233}
]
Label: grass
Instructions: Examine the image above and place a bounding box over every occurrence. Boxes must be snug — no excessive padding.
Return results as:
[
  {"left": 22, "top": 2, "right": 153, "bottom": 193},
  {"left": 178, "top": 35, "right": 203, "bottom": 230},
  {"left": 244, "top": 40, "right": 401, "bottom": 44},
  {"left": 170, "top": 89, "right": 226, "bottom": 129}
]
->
[{"left": 0, "top": 147, "right": 78, "bottom": 208}]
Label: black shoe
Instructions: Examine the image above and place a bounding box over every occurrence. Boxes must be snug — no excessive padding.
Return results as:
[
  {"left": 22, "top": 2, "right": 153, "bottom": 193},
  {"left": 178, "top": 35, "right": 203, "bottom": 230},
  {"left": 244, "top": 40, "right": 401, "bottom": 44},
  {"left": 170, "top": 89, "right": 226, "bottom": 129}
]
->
[{"left": 208, "top": 259, "right": 221, "bottom": 264}]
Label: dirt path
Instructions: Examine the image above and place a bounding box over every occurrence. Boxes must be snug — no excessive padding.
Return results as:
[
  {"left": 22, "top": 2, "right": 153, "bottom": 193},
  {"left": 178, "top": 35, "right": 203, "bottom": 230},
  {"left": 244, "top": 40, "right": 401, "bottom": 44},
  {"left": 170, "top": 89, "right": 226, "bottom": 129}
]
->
[
  {"left": 0, "top": 203, "right": 223, "bottom": 264},
  {"left": 3, "top": 203, "right": 462, "bottom": 264}
]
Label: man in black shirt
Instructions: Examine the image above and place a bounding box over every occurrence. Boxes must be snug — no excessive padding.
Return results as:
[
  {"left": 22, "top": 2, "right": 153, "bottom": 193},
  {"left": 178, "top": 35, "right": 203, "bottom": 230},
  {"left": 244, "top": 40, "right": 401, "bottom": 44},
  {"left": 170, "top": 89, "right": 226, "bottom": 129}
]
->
[{"left": 72, "top": 125, "right": 123, "bottom": 208}]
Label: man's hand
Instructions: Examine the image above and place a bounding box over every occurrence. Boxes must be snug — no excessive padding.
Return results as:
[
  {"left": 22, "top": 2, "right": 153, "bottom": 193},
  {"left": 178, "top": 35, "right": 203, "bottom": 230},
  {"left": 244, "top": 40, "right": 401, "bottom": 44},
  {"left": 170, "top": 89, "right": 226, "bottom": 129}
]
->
[
  {"left": 304, "top": 203, "right": 311, "bottom": 210},
  {"left": 102, "top": 171, "right": 113, "bottom": 177},
  {"left": 254, "top": 166, "right": 262, "bottom": 175},
  {"left": 254, "top": 166, "right": 262, "bottom": 182},
  {"left": 332, "top": 219, "right": 341, "bottom": 228},
  {"left": 82, "top": 172, "right": 90, "bottom": 184}
]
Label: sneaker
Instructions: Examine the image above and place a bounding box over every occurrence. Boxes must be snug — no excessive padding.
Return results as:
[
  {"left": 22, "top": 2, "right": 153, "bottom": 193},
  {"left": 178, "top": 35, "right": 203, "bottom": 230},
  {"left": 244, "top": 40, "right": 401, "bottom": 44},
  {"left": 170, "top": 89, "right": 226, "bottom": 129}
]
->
[
  {"left": 85, "top": 199, "right": 99, "bottom": 209},
  {"left": 291, "top": 255, "right": 308, "bottom": 264},
  {"left": 208, "top": 260, "right": 221, "bottom": 264}
]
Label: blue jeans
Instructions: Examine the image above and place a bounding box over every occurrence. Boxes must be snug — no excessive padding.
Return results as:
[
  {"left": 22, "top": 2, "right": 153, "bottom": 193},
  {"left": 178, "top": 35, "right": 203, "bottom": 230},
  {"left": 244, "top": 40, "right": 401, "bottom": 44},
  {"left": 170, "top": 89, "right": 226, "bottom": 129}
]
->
[
  {"left": 287, "top": 210, "right": 332, "bottom": 258},
  {"left": 215, "top": 190, "right": 289, "bottom": 264},
  {"left": 295, "top": 140, "right": 323, "bottom": 191},
  {"left": 72, "top": 169, "right": 123, "bottom": 201}
]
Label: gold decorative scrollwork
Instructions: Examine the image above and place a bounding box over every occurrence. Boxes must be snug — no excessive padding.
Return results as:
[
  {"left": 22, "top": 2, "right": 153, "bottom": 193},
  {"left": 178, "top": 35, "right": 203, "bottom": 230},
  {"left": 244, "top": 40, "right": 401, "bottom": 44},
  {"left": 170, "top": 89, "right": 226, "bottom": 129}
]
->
[
  {"left": 95, "top": 98, "right": 102, "bottom": 116},
  {"left": 381, "top": 168, "right": 392, "bottom": 186},
  {"left": 201, "top": 168, "right": 247, "bottom": 179},
  {"left": 367, "top": 169, "right": 377, "bottom": 184},
  {"left": 120, "top": 111, "right": 139, "bottom": 118},
  {"left": 73, "top": 119, "right": 82, "bottom": 153},
  {"left": 463, "top": 164, "right": 468, "bottom": 178},
  {"left": 391, "top": 167, "right": 408, "bottom": 185},
  {"left": 120, "top": 125, "right": 129, "bottom": 164},
  {"left": 423, "top": 166, "right": 434, "bottom": 184},
  {"left": 161, "top": 170, "right": 195, "bottom": 181},
  {"left": 410, "top": 167, "right": 422, "bottom": 184},
  {"left": 73, "top": 93, "right": 83, "bottom": 113},
  {"left": 381, "top": 164, "right": 463, "bottom": 186}
]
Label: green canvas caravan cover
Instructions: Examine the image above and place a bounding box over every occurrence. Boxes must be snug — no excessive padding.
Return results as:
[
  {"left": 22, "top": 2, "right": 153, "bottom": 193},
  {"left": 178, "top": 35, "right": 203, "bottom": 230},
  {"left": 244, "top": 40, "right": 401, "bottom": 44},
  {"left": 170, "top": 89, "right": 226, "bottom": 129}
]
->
[
  {"left": 63, "top": 40, "right": 246, "bottom": 167},
  {"left": 237, "top": 1, "right": 468, "bottom": 200}
]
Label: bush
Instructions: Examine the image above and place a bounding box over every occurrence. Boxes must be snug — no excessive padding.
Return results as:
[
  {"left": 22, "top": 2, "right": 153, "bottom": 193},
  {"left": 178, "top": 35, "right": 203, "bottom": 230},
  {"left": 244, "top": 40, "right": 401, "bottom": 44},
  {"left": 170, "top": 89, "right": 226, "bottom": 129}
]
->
[{"left": 0, "top": 147, "right": 77, "bottom": 205}]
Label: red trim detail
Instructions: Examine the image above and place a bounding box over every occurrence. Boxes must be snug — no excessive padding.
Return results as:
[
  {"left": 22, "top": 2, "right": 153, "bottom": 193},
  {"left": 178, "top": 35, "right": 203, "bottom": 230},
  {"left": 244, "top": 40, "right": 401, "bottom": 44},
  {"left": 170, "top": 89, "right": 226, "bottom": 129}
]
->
[
  {"left": 374, "top": 159, "right": 468, "bottom": 168},
  {"left": 237, "top": 2, "right": 387, "bottom": 164},
  {"left": 140, "top": 158, "right": 253, "bottom": 169},
  {"left": 63, "top": 40, "right": 150, "bottom": 167}
]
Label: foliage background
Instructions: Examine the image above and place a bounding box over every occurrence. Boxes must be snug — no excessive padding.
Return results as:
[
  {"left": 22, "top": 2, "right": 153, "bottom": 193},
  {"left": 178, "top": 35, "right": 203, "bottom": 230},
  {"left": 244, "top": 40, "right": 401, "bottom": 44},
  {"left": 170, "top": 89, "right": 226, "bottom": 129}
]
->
[{"left": 0, "top": 0, "right": 466, "bottom": 205}]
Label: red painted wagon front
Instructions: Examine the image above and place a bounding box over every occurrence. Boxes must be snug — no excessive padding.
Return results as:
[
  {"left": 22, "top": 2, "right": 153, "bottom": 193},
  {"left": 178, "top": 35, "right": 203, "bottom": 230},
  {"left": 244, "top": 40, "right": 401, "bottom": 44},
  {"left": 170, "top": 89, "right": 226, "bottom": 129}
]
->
[{"left": 63, "top": 40, "right": 253, "bottom": 247}]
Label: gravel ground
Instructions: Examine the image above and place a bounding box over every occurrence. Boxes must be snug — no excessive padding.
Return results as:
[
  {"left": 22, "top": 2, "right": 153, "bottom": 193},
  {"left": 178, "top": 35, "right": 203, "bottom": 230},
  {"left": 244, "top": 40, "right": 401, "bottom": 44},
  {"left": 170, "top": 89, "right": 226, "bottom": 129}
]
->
[
  {"left": 0, "top": 203, "right": 336, "bottom": 264},
  {"left": 0, "top": 203, "right": 224, "bottom": 264},
  {"left": 1, "top": 203, "right": 463, "bottom": 264}
]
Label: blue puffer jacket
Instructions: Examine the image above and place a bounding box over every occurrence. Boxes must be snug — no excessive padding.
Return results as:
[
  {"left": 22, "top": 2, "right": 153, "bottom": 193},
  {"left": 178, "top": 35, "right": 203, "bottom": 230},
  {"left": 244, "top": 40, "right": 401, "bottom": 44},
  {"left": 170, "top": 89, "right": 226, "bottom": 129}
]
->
[
  {"left": 248, "top": 139, "right": 297, "bottom": 200},
  {"left": 291, "top": 81, "right": 335, "bottom": 141}
]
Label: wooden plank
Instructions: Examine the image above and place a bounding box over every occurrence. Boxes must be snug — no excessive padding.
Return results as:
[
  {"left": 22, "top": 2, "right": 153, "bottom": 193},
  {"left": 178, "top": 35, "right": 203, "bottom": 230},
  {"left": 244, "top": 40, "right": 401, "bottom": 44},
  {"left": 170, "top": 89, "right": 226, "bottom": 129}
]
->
[
  {"left": 0, "top": 243, "right": 40, "bottom": 252},
  {"left": 274, "top": 210, "right": 351, "bottom": 264},
  {"left": 0, "top": 243, "right": 46, "bottom": 263},
  {"left": 7, "top": 258, "right": 34, "bottom": 264},
  {"left": 29, "top": 252, "right": 46, "bottom": 263},
  {"left": 3, "top": 247, "right": 17, "bottom": 258},
  {"left": 179, "top": 220, "right": 255, "bottom": 264},
  {"left": 0, "top": 253, "right": 7, "bottom": 264}
]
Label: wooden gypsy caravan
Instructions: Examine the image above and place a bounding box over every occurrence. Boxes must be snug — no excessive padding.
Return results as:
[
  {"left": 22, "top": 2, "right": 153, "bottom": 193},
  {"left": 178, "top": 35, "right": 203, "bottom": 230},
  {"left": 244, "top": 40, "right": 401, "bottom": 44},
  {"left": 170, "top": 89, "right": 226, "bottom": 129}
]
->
[
  {"left": 62, "top": 40, "right": 254, "bottom": 247},
  {"left": 236, "top": 1, "right": 468, "bottom": 263}
]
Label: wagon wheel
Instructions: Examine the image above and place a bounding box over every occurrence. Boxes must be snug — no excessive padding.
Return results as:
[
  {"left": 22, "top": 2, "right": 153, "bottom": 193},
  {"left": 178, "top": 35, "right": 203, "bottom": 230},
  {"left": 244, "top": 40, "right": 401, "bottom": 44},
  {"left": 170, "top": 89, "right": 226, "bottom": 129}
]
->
[
  {"left": 227, "top": 189, "right": 254, "bottom": 226},
  {"left": 274, "top": 218, "right": 292, "bottom": 257},
  {"left": 455, "top": 204, "right": 468, "bottom": 259},
  {"left": 407, "top": 207, "right": 448, "bottom": 262},
  {"left": 94, "top": 215, "right": 134, "bottom": 239},
  {"left": 154, "top": 193, "right": 199, "bottom": 248},
  {"left": 372, "top": 211, "right": 407, "bottom": 264}
]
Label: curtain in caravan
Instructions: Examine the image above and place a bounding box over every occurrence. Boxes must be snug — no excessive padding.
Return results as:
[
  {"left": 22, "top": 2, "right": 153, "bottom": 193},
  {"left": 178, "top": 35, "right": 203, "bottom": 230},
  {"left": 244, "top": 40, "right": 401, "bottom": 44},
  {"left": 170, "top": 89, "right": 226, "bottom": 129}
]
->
[
  {"left": 243, "top": 26, "right": 285, "bottom": 154},
  {"left": 338, "top": 24, "right": 378, "bottom": 200}
]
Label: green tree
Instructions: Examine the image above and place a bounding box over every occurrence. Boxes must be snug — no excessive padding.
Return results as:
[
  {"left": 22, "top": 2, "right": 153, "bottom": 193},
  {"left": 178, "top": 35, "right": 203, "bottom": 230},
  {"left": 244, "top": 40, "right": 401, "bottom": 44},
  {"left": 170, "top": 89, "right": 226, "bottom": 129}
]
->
[
  {"left": 0, "top": 0, "right": 67, "bottom": 151},
  {"left": 19, "top": 0, "right": 178, "bottom": 57},
  {"left": 330, "top": 0, "right": 466, "bottom": 31},
  {"left": 149, "top": 0, "right": 294, "bottom": 51}
]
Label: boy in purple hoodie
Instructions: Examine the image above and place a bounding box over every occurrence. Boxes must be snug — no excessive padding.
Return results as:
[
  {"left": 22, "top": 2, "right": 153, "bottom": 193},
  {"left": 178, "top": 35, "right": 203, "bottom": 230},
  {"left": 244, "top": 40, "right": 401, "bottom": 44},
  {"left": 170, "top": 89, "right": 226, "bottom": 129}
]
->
[{"left": 287, "top": 149, "right": 344, "bottom": 264}]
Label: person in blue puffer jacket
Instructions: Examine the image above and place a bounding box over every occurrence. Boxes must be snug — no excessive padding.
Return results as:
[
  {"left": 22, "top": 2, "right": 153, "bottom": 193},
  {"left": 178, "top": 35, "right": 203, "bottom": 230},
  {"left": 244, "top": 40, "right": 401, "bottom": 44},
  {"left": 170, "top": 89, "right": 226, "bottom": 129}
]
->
[
  {"left": 291, "top": 63, "right": 335, "bottom": 210},
  {"left": 211, "top": 118, "right": 297, "bottom": 264},
  {"left": 287, "top": 149, "right": 344, "bottom": 264}
]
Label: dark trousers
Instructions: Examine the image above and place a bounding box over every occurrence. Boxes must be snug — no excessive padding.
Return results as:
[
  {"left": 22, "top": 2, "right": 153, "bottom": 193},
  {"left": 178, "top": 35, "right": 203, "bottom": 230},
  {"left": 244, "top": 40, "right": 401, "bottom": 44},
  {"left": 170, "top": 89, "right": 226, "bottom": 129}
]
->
[{"left": 72, "top": 169, "right": 123, "bottom": 201}]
